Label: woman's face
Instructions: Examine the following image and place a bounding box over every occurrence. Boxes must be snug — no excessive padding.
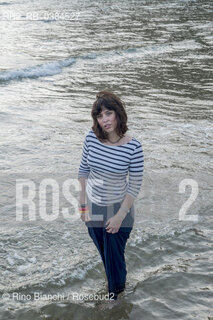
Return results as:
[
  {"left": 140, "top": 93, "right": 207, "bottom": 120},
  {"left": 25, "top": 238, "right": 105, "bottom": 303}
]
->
[{"left": 96, "top": 107, "right": 118, "bottom": 133}]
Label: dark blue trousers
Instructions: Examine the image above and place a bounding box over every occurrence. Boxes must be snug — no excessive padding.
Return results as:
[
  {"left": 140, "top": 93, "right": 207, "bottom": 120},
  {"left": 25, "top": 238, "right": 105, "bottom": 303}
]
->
[{"left": 85, "top": 199, "right": 134, "bottom": 300}]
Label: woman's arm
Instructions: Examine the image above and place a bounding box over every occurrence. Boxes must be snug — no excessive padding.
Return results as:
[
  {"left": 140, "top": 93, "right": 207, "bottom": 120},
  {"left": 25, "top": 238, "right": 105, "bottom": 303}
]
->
[
  {"left": 78, "top": 177, "right": 88, "bottom": 206},
  {"left": 78, "top": 177, "right": 90, "bottom": 222},
  {"left": 78, "top": 135, "right": 91, "bottom": 221},
  {"left": 117, "top": 142, "right": 144, "bottom": 220},
  {"left": 116, "top": 194, "right": 134, "bottom": 220},
  {"left": 78, "top": 135, "right": 90, "bottom": 204}
]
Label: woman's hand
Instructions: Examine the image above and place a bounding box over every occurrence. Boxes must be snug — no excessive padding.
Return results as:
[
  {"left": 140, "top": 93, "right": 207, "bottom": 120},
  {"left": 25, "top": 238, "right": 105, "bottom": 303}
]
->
[
  {"left": 80, "top": 211, "right": 91, "bottom": 222},
  {"left": 105, "top": 214, "right": 124, "bottom": 234}
]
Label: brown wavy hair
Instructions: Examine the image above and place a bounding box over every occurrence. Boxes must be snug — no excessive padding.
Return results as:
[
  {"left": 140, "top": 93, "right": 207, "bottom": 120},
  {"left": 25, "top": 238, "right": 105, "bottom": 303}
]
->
[{"left": 91, "top": 91, "right": 128, "bottom": 142}]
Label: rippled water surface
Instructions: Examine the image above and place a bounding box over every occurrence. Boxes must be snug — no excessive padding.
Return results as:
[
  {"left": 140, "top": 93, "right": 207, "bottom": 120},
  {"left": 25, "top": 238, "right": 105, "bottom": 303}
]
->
[{"left": 0, "top": 0, "right": 212, "bottom": 319}]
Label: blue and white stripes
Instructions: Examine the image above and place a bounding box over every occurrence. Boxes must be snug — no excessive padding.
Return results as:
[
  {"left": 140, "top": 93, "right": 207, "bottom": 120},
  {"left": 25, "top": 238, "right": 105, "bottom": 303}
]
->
[{"left": 78, "top": 130, "right": 144, "bottom": 205}]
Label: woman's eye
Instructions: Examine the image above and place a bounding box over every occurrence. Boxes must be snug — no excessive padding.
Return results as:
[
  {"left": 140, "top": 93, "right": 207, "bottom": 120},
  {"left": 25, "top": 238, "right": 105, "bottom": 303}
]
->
[{"left": 97, "top": 112, "right": 112, "bottom": 119}]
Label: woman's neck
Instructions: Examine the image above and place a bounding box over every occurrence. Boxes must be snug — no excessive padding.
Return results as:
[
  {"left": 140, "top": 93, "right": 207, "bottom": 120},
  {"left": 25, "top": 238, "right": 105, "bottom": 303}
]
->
[{"left": 107, "top": 132, "right": 121, "bottom": 142}]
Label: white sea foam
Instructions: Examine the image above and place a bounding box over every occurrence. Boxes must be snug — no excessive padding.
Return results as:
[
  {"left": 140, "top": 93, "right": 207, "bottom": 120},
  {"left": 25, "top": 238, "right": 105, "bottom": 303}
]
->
[
  {"left": 17, "top": 262, "right": 33, "bottom": 274},
  {"left": 0, "top": 58, "right": 76, "bottom": 82},
  {"left": 0, "top": 40, "right": 202, "bottom": 83}
]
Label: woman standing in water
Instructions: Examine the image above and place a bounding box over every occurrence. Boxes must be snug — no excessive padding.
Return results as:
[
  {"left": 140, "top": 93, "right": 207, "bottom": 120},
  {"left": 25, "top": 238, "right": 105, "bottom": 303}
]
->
[{"left": 78, "top": 91, "right": 144, "bottom": 301}]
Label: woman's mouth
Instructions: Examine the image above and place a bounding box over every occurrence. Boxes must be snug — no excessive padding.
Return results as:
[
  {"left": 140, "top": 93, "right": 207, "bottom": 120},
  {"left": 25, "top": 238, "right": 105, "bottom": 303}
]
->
[{"left": 104, "top": 124, "right": 111, "bottom": 129}]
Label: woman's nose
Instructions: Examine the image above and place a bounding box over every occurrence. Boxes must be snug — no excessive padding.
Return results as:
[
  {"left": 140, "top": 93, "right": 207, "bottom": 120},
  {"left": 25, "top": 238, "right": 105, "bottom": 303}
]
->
[{"left": 102, "top": 114, "right": 108, "bottom": 122}]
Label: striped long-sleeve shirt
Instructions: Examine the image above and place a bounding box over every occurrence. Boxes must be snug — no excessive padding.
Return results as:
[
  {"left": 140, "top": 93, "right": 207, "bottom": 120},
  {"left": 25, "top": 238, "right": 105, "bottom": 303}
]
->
[{"left": 78, "top": 130, "right": 144, "bottom": 206}]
